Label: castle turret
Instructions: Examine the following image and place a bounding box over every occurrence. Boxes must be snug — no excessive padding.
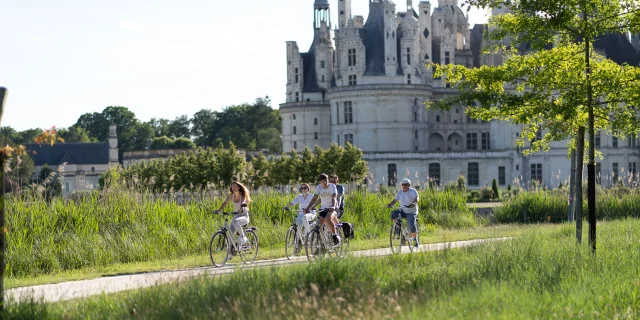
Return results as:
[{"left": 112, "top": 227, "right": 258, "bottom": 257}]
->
[
  {"left": 418, "top": 1, "right": 432, "bottom": 81},
  {"left": 108, "top": 124, "right": 119, "bottom": 166},
  {"left": 315, "top": 20, "right": 334, "bottom": 92},
  {"left": 286, "top": 41, "right": 304, "bottom": 102},
  {"left": 314, "top": 0, "right": 331, "bottom": 29},
  {"left": 382, "top": 0, "right": 398, "bottom": 76},
  {"left": 338, "top": 0, "right": 351, "bottom": 29}
]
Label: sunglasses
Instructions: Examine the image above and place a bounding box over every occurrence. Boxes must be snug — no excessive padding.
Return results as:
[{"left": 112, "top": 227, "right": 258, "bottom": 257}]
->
[{"left": 301, "top": 187, "right": 309, "bottom": 190}]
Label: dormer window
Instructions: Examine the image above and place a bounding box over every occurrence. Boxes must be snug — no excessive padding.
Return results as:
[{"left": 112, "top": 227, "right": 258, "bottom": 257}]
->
[{"left": 348, "top": 49, "right": 357, "bottom": 66}]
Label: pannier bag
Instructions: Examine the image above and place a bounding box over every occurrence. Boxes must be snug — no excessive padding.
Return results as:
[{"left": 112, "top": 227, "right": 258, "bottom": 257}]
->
[{"left": 341, "top": 222, "right": 355, "bottom": 239}]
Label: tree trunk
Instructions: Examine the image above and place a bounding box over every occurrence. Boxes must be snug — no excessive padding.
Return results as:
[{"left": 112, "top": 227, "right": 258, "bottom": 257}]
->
[
  {"left": 568, "top": 149, "right": 576, "bottom": 222},
  {"left": 584, "top": 6, "right": 597, "bottom": 253},
  {"left": 576, "top": 126, "right": 585, "bottom": 244}
]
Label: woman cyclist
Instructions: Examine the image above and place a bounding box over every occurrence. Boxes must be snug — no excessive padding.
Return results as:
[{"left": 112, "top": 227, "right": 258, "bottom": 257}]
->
[
  {"left": 215, "top": 181, "right": 252, "bottom": 249},
  {"left": 284, "top": 183, "right": 317, "bottom": 243}
]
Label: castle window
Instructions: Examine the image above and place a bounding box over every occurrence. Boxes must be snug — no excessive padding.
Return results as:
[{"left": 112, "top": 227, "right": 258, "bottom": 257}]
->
[
  {"left": 314, "top": 118, "right": 318, "bottom": 125},
  {"left": 388, "top": 163, "right": 397, "bottom": 187},
  {"left": 436, "top": 115, "right": 440, "bottom": 122},
  {"left": 344, "top": 101, "right": 353, "bottom": 124},
  {"left": 295, "top": 92, "right": 299, "bottom": 102},
  {"left": 414, "top": 112, "right": 418, "bottom": 122},
  {"left": 294, "top": 141, "right": 297, "bottom": 149},
  {"left": 630, "top": 162, "right": 638, "bottom": 174},
  {"left": 336, "top": 103, "right": 340, "bottom": 124},
  {"left": 407, "top": 74, "right": 411, "bottom": 84},
  {"left": 415, "top": 130, "right": 418, "bottom": 139},
  {"left": 407, "top": 48, "right": 411, "bottom": 65},
  {"left": 293, "top": 126, "right": 297, "bottom": 134},
  {"left": 348, "top": 48, "right": 357, "bottom": 66},
  {"left": 348, "top": 75, "right": 357, "bottom": 86},
  {"left": 532, "top": 130, "right": 542, "bottom": 143},
  {"left": 595, "top": 132, "right": 601, "bottom": 148},
  {"left": 613, "top": 136, "right": 618, "bottom": 148},
  {"left": 315, "top": 132, "right": 319, "bottom": 140},
  {"left": 468, "top": 162, "right": 479, "bottom": 186},
  {"left": 322, "top": 75, "right": 325, "bottom": 83},
  {"left": 292, "top": 114, "right": 296, "bottom": 120},
  {"left": 629, "top": 136, "right": 637, "bottom": 148},
  {"left": 321, "top": 60, "right": 326, "bottom": 68},
  {"left": 481, "top": 132, "right": 491, "bottom": 150},
  {"left": 295, "top": 68, "right": 299, "bottom": 83},
  {"left": 429, "top": 163, "right": 441, "bottom": 185},
  {"left": 445, "top": 51, "right": 450, "bottom": 65},
  {"left": 531, "top": 163, "right": 543, "bottom": 183},
  {"left": 499, "top": 166, "right": 506, "bottom": 185},
  {"left": 466, "top": 133, "right": 478, "bottom": 150},
  {"left": 337, "top": 135, "right": 340, "bottom": 145},
  {"left": 345, "top": 133, "right": 354, "bottom": 145},
  {"left": 613, "top": 163, "right": 619, "bottom": 183},
  {"left": 467, "top": 115, "right": 477, "bottom": 123}
]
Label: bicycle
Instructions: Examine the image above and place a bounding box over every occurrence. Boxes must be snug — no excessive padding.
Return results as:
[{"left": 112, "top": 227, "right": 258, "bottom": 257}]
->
[
  {"left": 389, "top": 205, "right": 419, "bottom": 254},
  {"left": 305, "top": 214, "right": 351, "bottom": 261},
  {"left": 284, "top": 207, "right": 316, "bottom": 259},
  {"left": 209, "top": 208, "right": 259, "bottom": 267}
]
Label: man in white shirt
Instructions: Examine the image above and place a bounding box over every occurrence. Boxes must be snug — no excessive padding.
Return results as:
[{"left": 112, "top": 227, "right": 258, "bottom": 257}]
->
[
  {"left": 386, "top": 179, "right": 420, "bottom": 248},
  {"left": 304, "top": 173, "right": 341, "bottom": 245}
]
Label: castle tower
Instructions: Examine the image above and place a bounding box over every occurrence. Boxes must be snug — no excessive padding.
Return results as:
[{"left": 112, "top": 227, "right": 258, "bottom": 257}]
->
[
  {"left": 315, "top": 20, "right": 334, "bottom": 92},
  {"left": 286, "top": 41, "right": 304, "bottom": 102},
  {"left": 314, "top": 0, "right": 331, "bottom": 29},
  {"left": 382, "top": 0, "right": 398, "bottom": 76},
  {"left": 108, "top": 124, "right": 119, "bottom": 166},
  {"left": 338, "top": 0, "right": 352, "bottom": 29},
  {"left": 418, "top": 1, "right": 433, "bottom": 80}
]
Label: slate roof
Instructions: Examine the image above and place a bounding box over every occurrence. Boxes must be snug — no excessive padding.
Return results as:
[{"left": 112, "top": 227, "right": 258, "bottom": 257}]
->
[
  {"left": 301, "top": 45, "right": 322, "bottom": 93},
  {"left": 360, "top": 1, "right": 387, "bottom": 76},
  {"left": 594, "top": 33, "right": 640, "bottom": 66},
  {"left": 25, "top": 143, "right": 110, "bottom": 166}
]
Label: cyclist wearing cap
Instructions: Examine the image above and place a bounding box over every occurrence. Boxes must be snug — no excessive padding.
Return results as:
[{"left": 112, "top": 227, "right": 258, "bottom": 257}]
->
[
  {"left": 386, "top": 178, "right": 420, "bottom": 248},
  {"left": 304, "top": 173, "right": 341, "bottom": 245}
]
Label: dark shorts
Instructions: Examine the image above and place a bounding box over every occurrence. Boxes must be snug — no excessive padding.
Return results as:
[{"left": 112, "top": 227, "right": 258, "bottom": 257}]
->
[
  {"left": 318, "top": 208, "right": 335, "bottom": 219},
  {"left": 391, "top": 209, "right": 418, "bottom": 233}
]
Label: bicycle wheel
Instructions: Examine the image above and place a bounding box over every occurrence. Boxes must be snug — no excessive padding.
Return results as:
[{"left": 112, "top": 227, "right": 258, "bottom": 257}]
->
[
  {"left": 239, "top": 230, "right": 259, "bottom": 264},
  {"left": 335, "top": 226, "right": 349, "bottom": 258},
  {"left": 305, "top": 228, "right": 323, "bottom": 261},
  {"left": 390, "top": 223, "right": 403, "bottom": 254},
  {"left": 209, "top": 231, "right": 230, "bottom": 267},
  {"left": 285, "top": 226, "right": 298, "bottom": 260},
  {"left": 406, "top": 227, "right": 415, "bottom": 253}
]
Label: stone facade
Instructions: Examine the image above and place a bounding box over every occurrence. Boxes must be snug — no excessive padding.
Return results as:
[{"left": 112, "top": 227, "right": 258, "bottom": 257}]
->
[{"left": 281, "top": 0, "right": 640, "bottom": 189}]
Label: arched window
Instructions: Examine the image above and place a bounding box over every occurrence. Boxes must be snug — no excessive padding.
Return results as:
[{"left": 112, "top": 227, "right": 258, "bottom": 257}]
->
[{"left": 388, "top": 163, "right": 397, "bottom": 187}]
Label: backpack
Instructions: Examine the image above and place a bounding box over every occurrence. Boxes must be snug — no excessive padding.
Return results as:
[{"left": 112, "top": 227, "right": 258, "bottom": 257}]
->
[{"left": 341, "top": 222, "right": 355, "bottom": 239}]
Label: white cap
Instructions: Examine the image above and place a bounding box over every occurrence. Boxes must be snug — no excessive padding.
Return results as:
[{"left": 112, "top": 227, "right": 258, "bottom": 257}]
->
[{"left": 401, "top": 179, "right": 411, "bottom": 185}]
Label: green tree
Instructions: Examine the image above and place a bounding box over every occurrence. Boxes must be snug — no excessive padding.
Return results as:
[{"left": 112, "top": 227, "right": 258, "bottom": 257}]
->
[
  {"left": 191, "top": 109, "right": 216, "bottom": 147},
  {"left": 491, "top": 178, "right": 500, "bottom": 200},
  {"left": 168, "top": 115, "right": 191, "bottom": 139},
  {"left": 173, "top": 137, "right": 196, "bottom": 149},
  {"left": 147, "top": 118, "right": 171, "bottom": 137},
  {"left": 151, "top": 136, "right": 174, "bottom": 150},
  {"left": 14, "top": 128, "right": 44, "bottom": 145},
  {"left": 257, "top": 128, "right": 282, "bottom": 153},
  {"left": 58, "top": 126, "right": 95, "bottom": 143},
  {"left": 431, "top": 0, "right": 640, "bottom": 248},
  {"left": 248, "top": 153, "right": 272, "bottom": 188}
]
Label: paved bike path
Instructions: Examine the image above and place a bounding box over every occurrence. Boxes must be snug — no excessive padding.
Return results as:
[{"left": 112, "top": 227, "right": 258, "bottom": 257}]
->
[{"left": 7, "top": 237, "right": 510, "bottom": 303}]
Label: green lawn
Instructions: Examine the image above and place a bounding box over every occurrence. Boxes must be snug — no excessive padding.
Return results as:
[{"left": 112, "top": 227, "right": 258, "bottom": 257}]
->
[
  {"left": 8, "top": 222, "right": 624, "bottom": 319},
  {"left": 6, "top": 223, "right": 546, "bottom": 289}
]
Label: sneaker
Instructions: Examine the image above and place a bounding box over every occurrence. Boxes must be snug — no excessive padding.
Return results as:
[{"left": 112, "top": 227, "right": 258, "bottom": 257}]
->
[
  {"left": 413, "top": 239, "right": 419, "bottom": 249},
  {"left": 239, "top": 236, "right": 248, "bottom": 246},
  {"left": 332, "top": 234, "right": 341, "bottom": 246}
]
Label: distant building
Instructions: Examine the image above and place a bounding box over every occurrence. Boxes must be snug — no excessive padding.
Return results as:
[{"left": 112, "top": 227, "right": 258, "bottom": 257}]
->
[
  {"left": 281, "top": 0, "right": 640, "bottom": 188},
  {"left": 25, "top": 124, "right": 119, "bottom": 194}
]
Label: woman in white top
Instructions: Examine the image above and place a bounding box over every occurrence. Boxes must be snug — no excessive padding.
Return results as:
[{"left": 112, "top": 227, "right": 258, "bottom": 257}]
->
[
  {"left": 285, "top": 183, "right": 316, "bottom": 240},
  {"left": 215, "top": 181, "right": 252, "bottom": 247}
]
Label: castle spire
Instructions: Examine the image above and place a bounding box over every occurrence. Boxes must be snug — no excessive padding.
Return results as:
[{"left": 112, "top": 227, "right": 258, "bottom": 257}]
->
[{"left": 314, "top": 0, "right": 331, "bottom": 29}]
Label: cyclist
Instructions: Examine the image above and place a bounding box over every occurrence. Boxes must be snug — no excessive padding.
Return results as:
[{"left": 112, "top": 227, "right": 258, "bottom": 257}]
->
[
  {"left": 215, "top": 181, "right": 252, "bottom": 250},
  {"left": 329, "top": 174, "right": 345, "bottom": 219},
  {"left": 304, "top": 173, "right": 340, "bottom": 245},
  {"left": 284, "top": 183, "right": 316, "bottom": 244},
  {"left": 386, "top": 179, "right": 420, "bottom": 248}
]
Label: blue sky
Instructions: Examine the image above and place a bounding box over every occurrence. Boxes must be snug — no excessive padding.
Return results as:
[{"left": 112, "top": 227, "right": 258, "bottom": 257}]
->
[{"left": 0, "top": 0, "right": 488, "bottom": 131}]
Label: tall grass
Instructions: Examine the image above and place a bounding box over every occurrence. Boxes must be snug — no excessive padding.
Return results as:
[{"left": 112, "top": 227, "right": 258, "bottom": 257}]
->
[
  {"left": 494, "top": 188, "right": 640, "bottom": 223},
  {"left": 8, "top": 188, "right": 472, "bottom": 278},
  {"left": 7, "top": 219, "right": 640, "bottom": 319}
]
